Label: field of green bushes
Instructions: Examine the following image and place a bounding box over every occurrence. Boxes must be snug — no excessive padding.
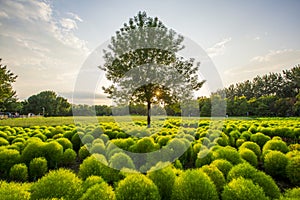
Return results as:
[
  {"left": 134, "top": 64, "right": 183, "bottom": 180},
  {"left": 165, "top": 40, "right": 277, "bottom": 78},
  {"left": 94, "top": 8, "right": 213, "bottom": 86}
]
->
[{"left": 0, "top": 117, "right": 300, "bottom": 199}]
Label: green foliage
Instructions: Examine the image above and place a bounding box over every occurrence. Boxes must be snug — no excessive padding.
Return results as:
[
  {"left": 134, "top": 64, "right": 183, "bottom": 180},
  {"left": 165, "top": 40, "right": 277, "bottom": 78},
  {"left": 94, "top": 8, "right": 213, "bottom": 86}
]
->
[
  {"left": 264, "top": 150, "right": 288, "bottom": 178},
  {"left": 81, "top": 182, "right": 116, "bottom": 200},
  {"left": 195, "top": 148, "right": 214, "bottom": 167},
  {"left": 90, "top": 142, "right": 106, "bottom": 154},
  {"left": 78, "top": 145, "right": 91, "bottom": 160},
  {"left": 109, "top": 152, "right": 135, "bottom": 170},
  {"left": 222, "top": 177, "right": 269, "bottom": 200},
  {"left": 213, "top": 146, "right": 243, "bottom": 165},
  {"left": 0, "top": 149, "right": 20, "bottom": 177},
  {"left": 0, "top": 181, "right": 31, "bottom": 200},
  {"left": 9, "top": 163, "right": 28, "bottom": 182},
  {"left": 171, "top": 169, "right": 218, "bottom": 200},
  {"left": 60, "top": 148, "right": 77, "bottom": 166},
  {"left": 239, "top": 141, "right": 261, "bottom": 158},
  {"left": 0, "top": 137, "right": 9, "bottom": 146},
  {"left": 201, "top": 165, "right": 226, "bottom": 193},
  {"left": 115, "top": 173, "right": 160, "bottom": 200},
  {"left": 81, "top": 134, "right": 94, "bottom": 144},
  {"left": 250, "top": 132, "right": 270, "bottom": 148},
  {"left": 286, "top": 156, "right": 300, "bottom": 186},
  {"left": 31, "top": 168, "right": 82, "bottom": 200},
  {"left": 79, "top": 154, "right": 118, "bottom": 183},
  {"left": 56, "top": 138, "right": 73, "bottom": 150},
  {"left": 281, "top": 187, "right": 300, "bottom": 200},
  {"left": 71, "top": 133, "right": 82, "bottom": 152},
  {"left": 81, "top": 175, "right": 105, "bottom": 193},
  {"left": 43, "top": 141, "right": 63, "bottom": 168},
  {"left": 211, "top": 159, "right": 233, "bottom": 178},
  {"left": 21, "top": 141, "right": 44, "bottom": 164},
  {"left": 239, "top": 148, "right": 258, "bottom": 167},
  {"left": 29, "top": 157, "right": 48, "bottom": 181},
  {"left": 262, "top": 139, "right": 289, "bottom": 154},
  {"left": 147, "top": 163, "right": 176, "bottom": 200}
]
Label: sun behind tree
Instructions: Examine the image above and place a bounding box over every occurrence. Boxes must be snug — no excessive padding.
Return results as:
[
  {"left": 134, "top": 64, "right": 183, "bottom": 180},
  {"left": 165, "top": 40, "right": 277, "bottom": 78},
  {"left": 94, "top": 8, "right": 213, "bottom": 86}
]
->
[{"left": 101, "top": 11, "right": 205, "bottom": 127}]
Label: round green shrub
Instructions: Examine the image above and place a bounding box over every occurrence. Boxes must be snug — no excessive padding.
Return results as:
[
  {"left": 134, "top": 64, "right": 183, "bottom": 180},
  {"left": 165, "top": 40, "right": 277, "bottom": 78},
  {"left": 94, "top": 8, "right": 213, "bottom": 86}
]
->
[
  {"left": 82, "top": 175, "right": 105, "bottom": 193},
  {"left": 262, "top": 139, "right": 289, "bottom": 154},
  {"left": 222, "top": 177, "right": 269, "bottom": 200},
  {"left": 0, "top": 137, "right": 9, "bottom": 146},
  {"left": 236, "top": 139, "right": 245, "bottom": 148},
  {"left": 0, "top": 149, "right": 21, "bottom": 177},
  {"left": 286, "top": 155, "right": 300, "bottom": 186},
  {"left": 213, "top": 146, "right": 243, "bottom": 165},
  {"left": 90, "top": 143, "right": 106, "bottom": 154},
  {"left": 0, "top": 181, "right": 31, "bottom": 200},
  {"left": 116, "top": 173, "right": 160, "bottom": 200},
  {"left": 171, "top": 169, "right": 218, "bottom": 200},
  {"left": 264, "top": 150, "right": 288, "bottom": 178},
  {"left": 211, "top": 159, "right": 233, "bottom": 178},
  {"left": 239, "top": 141, "right": 261, "bottom": 158},
  {"left": 30, "top": 168, "right": 82, "bottom": 200},
  {"left": 78, "top": 145, "right": 91, "bottom": 160},
  {"left": 9, "top": 163, "right": 28, "bottom": 182},
  {"left": 227, "top": 163, "right": 257, "bottom": 182},
  {"left": 71, "top": 133, "right": 82, "bottom": 151},
  {"left": 43, "top": 141, "right": 63, "bottom": 168},
  {"left": 61, "top": 148, "right": 77, "bottom": 166},
  {"left": 82, "top": 134, "right": 94, "bottom": 144},
  {"left": 147, "top": 163, "right": 176, "bottom": 200},
  {"left": 250, "top": 132, "right": 270, "bottom": 148},
  {"left": 79, "top": 154, "right": 119, "bottom": 183},
  {"left": 21, "top": 141, "right": 44, "bottom": 164},
  {"left": 29, "top": 157, "right": 48, "bottom": 181},
  {"left": 239, "top": 148, "right": 258, "bottom": 167},
  {"left": 56, "top": 138, "right": 73, "bottom": 150},
  {"left": 109, "top": 152, "right": 135, "bottom": 170},
  {"left": 81, "top": 182, "right": 116, "bottom": 200},
  {"left": 201, "top": 165, "right": 226, "bottom": 193},
  {"left": 281, "top": 187, "right": 300, "bottom": 200},
  {"left": 195, "top": 148, "right": 214, "bottom": 167},
  {"left": 252, "top": 171, "right": 280, "bottom": 199}
]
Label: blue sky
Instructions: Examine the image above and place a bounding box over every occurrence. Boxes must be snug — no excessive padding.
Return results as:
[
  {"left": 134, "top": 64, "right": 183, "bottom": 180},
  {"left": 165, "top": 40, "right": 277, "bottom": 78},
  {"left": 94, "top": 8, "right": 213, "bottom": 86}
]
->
[{"left": 0, "top": 0, "right": 300, "bottom": 104}]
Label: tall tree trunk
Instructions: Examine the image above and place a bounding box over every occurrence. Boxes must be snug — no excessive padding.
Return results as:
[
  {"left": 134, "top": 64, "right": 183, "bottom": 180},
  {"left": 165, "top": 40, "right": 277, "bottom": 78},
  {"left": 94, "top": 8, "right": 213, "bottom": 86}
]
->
[{"left": 147, "top": 101, "right": 151, "bottom": 128}]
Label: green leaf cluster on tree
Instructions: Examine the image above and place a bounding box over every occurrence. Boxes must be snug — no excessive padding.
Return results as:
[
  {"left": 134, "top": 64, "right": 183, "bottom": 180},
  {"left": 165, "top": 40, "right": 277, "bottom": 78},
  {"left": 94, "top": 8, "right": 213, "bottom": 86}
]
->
[
  {"left": 0, "top": 59, "right": 18, "bottom": 111},
  {"left": 101, "top": 11, "right": 205, "bottom": 127},
  {"left": 23, "top": 91, "right": 71, "bottom": 116}
]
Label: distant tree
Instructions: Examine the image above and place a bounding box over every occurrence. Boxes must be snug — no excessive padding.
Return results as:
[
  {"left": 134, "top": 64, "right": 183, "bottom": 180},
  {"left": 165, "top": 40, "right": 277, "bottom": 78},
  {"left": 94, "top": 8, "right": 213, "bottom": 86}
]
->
[
  {"left": 283, "top": 64, "right": 300, "bottom": 96},
  {"left": 101, "top": 11, "right": 205, "bottom": 127},
  {"left": 0, "top": 59, "right": 17, "bottom": 111},
  {"left": 198, "top": 97, "right": 211, "bottom": 117},
  {"left": 23, "top": 91, "right": 71, "bottom": 116},
  {"left": 95, "top": 105, "right": 112, "bottom": 116}
]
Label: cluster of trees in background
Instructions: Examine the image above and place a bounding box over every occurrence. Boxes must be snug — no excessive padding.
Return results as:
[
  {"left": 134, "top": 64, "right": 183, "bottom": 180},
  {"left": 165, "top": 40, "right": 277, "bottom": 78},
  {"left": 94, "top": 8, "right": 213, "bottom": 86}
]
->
[
  {"left": 1, "top": 57, "right": 300, "bottom": 117},
  {"left": 199, "top": 65, "right": 300, "bottom": 117}
]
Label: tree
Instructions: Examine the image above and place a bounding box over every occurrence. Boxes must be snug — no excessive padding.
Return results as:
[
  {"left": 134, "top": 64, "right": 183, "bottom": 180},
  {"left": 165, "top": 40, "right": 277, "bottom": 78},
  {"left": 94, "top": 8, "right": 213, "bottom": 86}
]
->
[
  {"left": 23, "top": 91, "right": 71, "bottom": 116},
  {"left": 101, "top": 11, "right": 204, "bottom": 127},
  {"left": 0, "top": 59, "right": 17, "bottom": 111}
]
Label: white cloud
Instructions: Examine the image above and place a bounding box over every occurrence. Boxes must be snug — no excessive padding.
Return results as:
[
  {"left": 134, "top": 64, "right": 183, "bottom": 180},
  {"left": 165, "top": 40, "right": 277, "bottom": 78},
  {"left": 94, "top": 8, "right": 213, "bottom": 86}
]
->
[
  {"left": 206, "top": 37, "right": 232, "bottom": 58},
  {"left": 0, "top": 11, "right": 9, "bottom": 19},
  {"left": 0, "top": 0, "right": 90, "bottom": 100},
  {"left": 253, "top": 36, "right": 260, "bottom": 41}
]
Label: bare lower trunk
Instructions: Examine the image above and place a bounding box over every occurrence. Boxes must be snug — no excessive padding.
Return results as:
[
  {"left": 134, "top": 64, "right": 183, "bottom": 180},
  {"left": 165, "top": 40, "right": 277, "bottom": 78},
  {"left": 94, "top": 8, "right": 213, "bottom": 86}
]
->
[{"left": 147, "top": 101, "right": 151, "bottom": 128}]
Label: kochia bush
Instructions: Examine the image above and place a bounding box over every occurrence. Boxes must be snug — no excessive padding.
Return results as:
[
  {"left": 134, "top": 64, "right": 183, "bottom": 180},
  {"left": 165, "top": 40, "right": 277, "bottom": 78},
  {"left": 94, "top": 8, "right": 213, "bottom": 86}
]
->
[
  {"left": 29, "top": 157, "right": 48, "bottom": 181},
  {"left": 81, "top": 182, "right": 116, "bottom": 200},
  {"left": 262, "top": 139, "right": 289, "bottom": 154},
  {"left": 286, "top": 155, "right": 300, "bottom": 186},
  {"left": 171, "top": 169, "right": 218, "bottom": 200},
  {"left": 239, "top": 141, "right": 261, "bottom": 158},
  {"left": 222, "top": 177, "right": 269, "bottom": 200},
  {"left": 0, "top": 181, "right": 31, "bottom": 200},
  {"left": 115, "top": 173, "right": 160, "bottom": 200},
  {"left": 9, "top": 163, "right": 28, "bottom": 182},
  {"left": 264, "top": 150, "right": 288, "bottom": 178},
  {"left": 211, "top": 159, "right": 233, "bottom": 178},
  {"left": 239, "top": 148, "right": 258, "bottom": 167},
  {"left": 0, "top": 149, "right": 21, "bottom": 177},
  {"left": 30, "top": 168, "right": 82, "bottom": 200},
  {"left": 201, "top": 164, "right": 226, "bottom": 193}
]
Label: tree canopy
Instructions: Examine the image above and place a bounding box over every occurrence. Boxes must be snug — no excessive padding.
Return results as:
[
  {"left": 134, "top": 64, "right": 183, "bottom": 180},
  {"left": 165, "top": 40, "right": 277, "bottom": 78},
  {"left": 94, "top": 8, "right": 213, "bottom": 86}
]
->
[
  {"left": 101, "top": 11, "right": 205, "bottom": 127},
  {"left": 0, "top": 59, "right": 17, "bottom": 111}
]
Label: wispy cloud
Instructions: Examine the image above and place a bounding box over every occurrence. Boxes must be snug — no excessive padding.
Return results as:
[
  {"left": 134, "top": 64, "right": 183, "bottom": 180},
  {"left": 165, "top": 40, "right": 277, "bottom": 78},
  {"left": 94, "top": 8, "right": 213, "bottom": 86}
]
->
[
  {"left": 206, "top": 37, "right": 232, "bottom": 58},
  {"left": 0, "top": 0, "right": 90, "bottom": 100}
]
